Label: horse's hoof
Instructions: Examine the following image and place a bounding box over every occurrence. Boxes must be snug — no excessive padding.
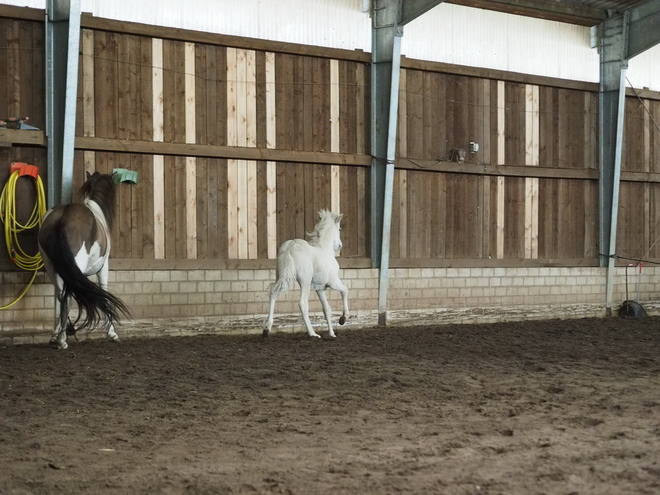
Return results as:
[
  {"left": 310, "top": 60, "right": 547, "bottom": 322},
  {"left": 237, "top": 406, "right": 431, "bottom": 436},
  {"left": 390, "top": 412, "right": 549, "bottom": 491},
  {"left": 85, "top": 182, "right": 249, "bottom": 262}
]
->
[
  {"left": 109, "top": 337, "right": 121, "bottom": 343},
  {"left": 339, "top": 316, "right": 346, "bottom": 325},
  {"left": 309, "top": 334, "right": 322, "bottom": 339},
  {"left": 58, "top": 342, "right": 68, "bottom": 350},
  {"left": 262, "top": 329, "right": 270, "bottom": 338}
]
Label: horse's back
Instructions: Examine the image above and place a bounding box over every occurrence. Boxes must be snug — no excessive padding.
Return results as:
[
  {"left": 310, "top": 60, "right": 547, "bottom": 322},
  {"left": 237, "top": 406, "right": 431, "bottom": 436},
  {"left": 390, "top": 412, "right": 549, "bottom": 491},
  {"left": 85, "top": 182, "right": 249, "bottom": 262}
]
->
[{"left": 39, "top": 203, "right": 107, "bottom": 260}]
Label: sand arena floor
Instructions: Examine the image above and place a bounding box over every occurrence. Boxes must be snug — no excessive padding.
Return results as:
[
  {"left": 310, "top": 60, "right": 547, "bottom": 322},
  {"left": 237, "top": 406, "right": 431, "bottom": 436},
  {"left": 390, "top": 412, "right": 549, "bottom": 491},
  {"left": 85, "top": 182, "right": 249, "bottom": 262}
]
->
[{"left": 2, "top": 316, "right": 660, "bottom": 494}]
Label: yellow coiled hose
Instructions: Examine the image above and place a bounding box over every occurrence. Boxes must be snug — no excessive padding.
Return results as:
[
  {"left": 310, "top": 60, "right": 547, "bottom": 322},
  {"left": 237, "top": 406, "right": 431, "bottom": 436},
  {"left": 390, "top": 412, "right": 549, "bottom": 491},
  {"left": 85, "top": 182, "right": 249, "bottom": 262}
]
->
[{"left": 0, "top": 169, "right": 47, "bottom": 309}]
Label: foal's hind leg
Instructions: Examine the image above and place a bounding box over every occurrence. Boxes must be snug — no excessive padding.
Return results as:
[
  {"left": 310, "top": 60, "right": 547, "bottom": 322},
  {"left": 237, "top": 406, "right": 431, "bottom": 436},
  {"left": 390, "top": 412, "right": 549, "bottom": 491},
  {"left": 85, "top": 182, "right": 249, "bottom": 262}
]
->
[
  {"left": 316, "top": 289, "right": 336, "bottom": 338},
  {"left": 264, "top": 290, "right": 278, "bottom": 337},
  {"left": 299, "top": 283, "right": 321, "bottom": 339},
  {"left": 98, "top": 265, "right": 120, "bottom": 343}
]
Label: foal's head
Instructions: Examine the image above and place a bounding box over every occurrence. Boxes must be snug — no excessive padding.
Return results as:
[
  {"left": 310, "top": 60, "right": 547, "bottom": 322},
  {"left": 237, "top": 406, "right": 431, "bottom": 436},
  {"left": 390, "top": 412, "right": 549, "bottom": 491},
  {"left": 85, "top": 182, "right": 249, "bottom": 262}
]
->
[
  {"left": 308, "top": 209, "right": 343, "bottom": 251},
  {"left": 78, "top": 172, "right": 117, "bottom": 228}
]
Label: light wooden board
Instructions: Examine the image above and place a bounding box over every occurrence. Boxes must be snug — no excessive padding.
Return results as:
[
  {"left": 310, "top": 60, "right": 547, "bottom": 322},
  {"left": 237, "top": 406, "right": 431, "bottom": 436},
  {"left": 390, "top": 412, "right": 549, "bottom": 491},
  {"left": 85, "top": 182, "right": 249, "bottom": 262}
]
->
[
  {"left": 185, "top": 42, "right": 197, "bottom": 259},
  {"left": 265, "top": 52, "right": 277, "bottom": 258},
  {"left": 330, "top": 59, "right": 340, "bottom": 215},
  {"left": 82, "top": 29, "right": 95, "bottom": 174},
  {"left": 152, "top": 38, "right": 165, "bottom": 259},
  {"left": 497, "top": 80, "right": 505, "bottom": 165}
]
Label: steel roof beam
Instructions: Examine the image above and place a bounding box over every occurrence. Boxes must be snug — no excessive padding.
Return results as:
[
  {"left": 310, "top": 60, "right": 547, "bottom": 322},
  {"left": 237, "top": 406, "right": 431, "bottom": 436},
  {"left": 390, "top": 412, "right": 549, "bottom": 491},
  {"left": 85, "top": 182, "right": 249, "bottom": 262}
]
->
[{"left": 625, "top": 0, "right": 660, "bottom": 59}]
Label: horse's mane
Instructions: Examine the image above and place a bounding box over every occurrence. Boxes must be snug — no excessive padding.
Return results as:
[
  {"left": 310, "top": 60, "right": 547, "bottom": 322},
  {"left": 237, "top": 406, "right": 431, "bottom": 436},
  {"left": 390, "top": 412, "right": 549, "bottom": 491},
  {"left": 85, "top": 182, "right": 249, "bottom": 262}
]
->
[
  {"left": 78, "top": 172, "right": 117, "bottom": 229},
  {"left": 307, "top": 209, "right": 341, "bottom": 247}
]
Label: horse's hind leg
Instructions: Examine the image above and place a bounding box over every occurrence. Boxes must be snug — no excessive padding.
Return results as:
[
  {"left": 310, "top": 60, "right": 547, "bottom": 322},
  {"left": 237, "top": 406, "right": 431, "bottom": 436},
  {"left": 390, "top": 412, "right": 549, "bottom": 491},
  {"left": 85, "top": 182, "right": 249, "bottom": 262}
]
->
[
  {"left": 299, "top": 284, "right": 320, "bottom": 339},
  {"left": 264, "top": 290, "right": 278, "bottom": 337},
  {"left": 98, "top": 265, "right": 120, "bottom": 343},
  {"left": 49, "top": 274, "right": 69, "bottom": 349},
  {"left": 55, "top": 293, "right": 69, "bottom": 350},
  {"left": 316, "top": 289, "right": 336, "bottom": 338}
]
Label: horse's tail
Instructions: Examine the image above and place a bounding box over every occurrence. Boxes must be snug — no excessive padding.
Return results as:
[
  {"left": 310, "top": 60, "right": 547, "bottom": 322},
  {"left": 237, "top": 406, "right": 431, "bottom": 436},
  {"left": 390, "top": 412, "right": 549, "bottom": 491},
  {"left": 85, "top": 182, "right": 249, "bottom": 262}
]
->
[
  {"left": 270, "top": 247, "right": 297, "bottom": 297},
  {"left": 41, "top": 220, "right": 131, "bottom": 333}
]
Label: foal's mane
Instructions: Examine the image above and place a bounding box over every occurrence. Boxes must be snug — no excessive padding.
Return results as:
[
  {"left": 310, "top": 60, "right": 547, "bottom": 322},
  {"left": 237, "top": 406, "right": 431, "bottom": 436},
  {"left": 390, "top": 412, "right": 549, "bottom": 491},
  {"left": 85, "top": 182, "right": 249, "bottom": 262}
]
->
[
  {"left": 307, "top": 209, "right": 341, "bottom": 247},
  {"left": 78, "top": 172, "right": 117, "bottom": 229}
]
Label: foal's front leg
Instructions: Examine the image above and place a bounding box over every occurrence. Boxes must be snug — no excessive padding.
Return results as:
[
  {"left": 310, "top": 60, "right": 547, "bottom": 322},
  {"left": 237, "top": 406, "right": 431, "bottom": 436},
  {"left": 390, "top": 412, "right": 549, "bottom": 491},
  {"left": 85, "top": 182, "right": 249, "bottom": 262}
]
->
[
  {"left": 328, "top": 279, "right": 349, "bottom": 325},
  {"left": 98, "top": 264, "right": 120, "bottom": 343}
]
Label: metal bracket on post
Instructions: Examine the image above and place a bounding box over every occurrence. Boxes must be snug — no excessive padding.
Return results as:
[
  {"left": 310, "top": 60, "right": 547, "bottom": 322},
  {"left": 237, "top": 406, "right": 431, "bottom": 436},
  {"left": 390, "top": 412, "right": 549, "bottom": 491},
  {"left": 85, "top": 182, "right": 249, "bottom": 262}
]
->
[{"left": 45, "top": 0, "right": 82, "bottom": 208}]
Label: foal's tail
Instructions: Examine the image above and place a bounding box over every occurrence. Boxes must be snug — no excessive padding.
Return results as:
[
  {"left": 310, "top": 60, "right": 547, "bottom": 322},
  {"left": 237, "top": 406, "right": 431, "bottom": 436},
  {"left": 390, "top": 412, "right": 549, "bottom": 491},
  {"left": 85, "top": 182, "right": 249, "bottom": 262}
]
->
[
  {"left": 41, "top": 220, "right": 131, "bottom": 333},
  {"left": 270, "top": 250, "right": 297, "bottom": 297}
]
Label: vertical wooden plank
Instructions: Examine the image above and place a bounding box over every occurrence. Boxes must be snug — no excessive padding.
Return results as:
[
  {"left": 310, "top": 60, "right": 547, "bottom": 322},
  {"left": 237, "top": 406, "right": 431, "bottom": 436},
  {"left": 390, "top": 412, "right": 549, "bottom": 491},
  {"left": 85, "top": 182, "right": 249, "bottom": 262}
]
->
[
  {"left": 525, "top": 84, "right": 539, "bottom": 166},
  {"left": 265, "top": 52, "right": 277, "bottom": 150},
  {"left": 480, "top": 175, "right": 491, "bottom": 259},
  {"left": 237, "top": 159, "right": 248, "bottom": 259},
  {"left": 0, "top": 20, "right": 8, "bottom": 121},
  {"left": 398, "top": 68, "right": 407, "bottom": 159},
  {"left": 652, "top": 101, "right": 660, "bottom": 173},
  {"left": 152, "top": 38, "right": 165, "bottom": 259},
  {"left": 338, "top": 60, "right": 353, "bottom": 154},
  {"left": 330, "top": 59, "right": 340, "bottom": 214},
  {"left": 226, "top": 48, "right": 238, "bottom": 258},
  {"left": 524, "top": 177, "right": 539, "bottom": 259},
  {"left": 496, "top": 176, "right": 505, "bottom": 259},
  {"left": 265, "top": 51, "right": 277, "bottom": 258},
  {"left": 525, "top": 84, "right": 540, "bottom": 259},
  {"left": 6, "top": 20, "right": 20, "bottom": 117},
  {"left": 406, "top": 70, "right": 423, "bottom": 158},
  {"left": 356, "top": 62, "right": 366, "bottom": 155},
  {"left": 497, "top": 80, "right": 505, "bottom": 165},
  {"left": 480, "top": 79, "right": 491, "bottom": 164},
  {"left": 496, "top": 80, "right": 506, "bottom": 258},
  {"left": 246, "top": 49, "right": 257, "bottom": 148},
  {"left": 82, "top": 29, "right": 95, "bottom": 174},
  {"left": 226, "top": 47, "right": 237, "bottom": 146},
  {"left": 162, "top": 40, "right": 186, "bottom": 259},
  {"left": 185, "top": 42, "right": 197, "bottom": 260},
  {"left": 506, "top": 82, "right": 526, "bottom": 166},
  {"left": 643, "top": 97, "right": 651, "bottom": 173},
  {"left": 246, "top": 50, "right": 258, "bottom": 259},
  {"left": 398, "top": 170, "right": 408, "bottom": 259}
]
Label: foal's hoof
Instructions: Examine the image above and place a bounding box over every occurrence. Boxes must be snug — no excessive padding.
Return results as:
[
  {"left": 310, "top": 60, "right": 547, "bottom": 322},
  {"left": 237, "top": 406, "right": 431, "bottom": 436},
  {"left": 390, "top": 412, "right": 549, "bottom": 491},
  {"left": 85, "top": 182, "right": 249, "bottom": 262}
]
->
[
  {"left": 262, "top": 329, "right": 270, "bottom": 338},
  {"left": 339, "top": 315, "right": 346, "bottom": 325}
]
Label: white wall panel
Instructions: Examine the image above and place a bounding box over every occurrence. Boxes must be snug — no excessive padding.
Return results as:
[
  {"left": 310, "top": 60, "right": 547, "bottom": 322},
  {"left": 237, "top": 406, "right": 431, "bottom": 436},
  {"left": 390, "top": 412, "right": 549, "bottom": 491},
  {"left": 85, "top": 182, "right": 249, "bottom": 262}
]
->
[
  {"left": 86, "top": 0, "right": 371, "bottom": 52},
  {"left": 402, "top": 3, "right": 600, "bottom": 83}
]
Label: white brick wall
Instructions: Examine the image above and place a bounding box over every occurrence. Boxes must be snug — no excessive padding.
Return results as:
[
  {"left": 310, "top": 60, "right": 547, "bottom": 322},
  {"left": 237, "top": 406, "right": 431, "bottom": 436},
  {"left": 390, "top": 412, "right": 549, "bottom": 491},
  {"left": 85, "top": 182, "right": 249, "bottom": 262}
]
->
[{"left": 3, "top": 265, "right": 660, "bottom": 344}]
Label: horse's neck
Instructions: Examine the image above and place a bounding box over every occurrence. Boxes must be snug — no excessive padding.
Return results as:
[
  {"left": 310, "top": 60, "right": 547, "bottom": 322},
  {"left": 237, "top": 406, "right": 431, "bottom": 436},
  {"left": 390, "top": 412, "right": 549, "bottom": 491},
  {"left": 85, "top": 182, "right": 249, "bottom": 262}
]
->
[{"left": 84, "top": 198, "right": 111, "bottom": 249}]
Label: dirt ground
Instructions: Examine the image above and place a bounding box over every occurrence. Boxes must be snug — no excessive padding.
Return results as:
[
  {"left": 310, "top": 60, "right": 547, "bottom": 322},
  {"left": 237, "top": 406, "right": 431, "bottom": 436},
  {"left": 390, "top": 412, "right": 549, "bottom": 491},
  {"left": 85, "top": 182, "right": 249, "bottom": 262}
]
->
[{"left": 1, "top": 316, "right": 660, "bottom": 495}]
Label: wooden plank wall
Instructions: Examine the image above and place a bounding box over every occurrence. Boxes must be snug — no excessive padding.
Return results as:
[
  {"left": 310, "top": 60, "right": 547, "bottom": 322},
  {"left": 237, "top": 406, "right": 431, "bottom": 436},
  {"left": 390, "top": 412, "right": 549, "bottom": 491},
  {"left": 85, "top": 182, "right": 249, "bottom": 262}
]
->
[
  {"left": 4, "top": 10, "right": 660, "bottom": 270},
  {"left": 72, "top": 26, "right": 371, "bottom": 263},
  {"left": 617, "top": 97, "right": 660, "bottom": 262},
  {"left": 393, "top": 68, "right": 607, "bottom": 264},
  {"left": 0, "top": 16, "right": 46, "bottom": 267}
]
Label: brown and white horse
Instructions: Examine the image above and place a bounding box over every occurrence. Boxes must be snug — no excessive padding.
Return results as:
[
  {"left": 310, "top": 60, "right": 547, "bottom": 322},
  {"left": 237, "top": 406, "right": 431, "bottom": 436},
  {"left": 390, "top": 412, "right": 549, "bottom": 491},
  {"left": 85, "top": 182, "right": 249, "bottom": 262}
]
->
[{"left": 38, "top": 172, "right": 130, "bottom": 349}]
